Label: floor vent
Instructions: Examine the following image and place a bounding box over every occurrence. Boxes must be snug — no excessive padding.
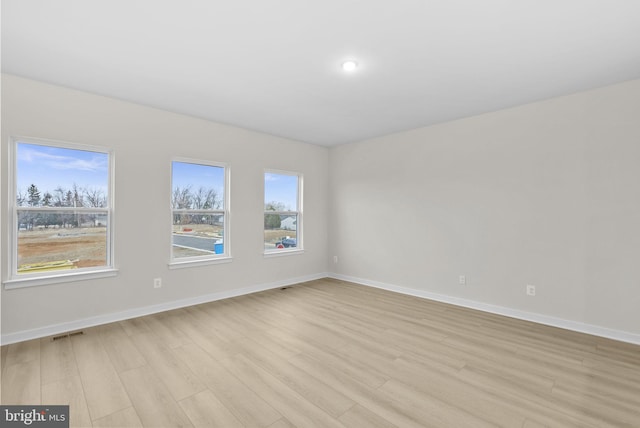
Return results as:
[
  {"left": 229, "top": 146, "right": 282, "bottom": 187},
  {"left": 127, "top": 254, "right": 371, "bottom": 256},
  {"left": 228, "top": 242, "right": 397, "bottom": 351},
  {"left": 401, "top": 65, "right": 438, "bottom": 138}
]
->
[
  {"left": 52, "top": 334, "right": 69, "bottom": 341},
  {"left": 52, "top": 331, "right": 84, "bottom": 341}
]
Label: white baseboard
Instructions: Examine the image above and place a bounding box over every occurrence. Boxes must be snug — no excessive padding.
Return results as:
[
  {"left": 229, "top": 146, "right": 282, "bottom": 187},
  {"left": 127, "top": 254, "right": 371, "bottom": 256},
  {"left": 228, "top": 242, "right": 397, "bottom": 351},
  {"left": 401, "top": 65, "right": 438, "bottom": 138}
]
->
[
  {"left": 329, "top": 273, "right": 640, "bottom": 346},
  {"left": 1, "top": 272, "right": 328, "bottom": 345},
  {"left": 6, "top": 271, "right": 639, "bottom": 346}
]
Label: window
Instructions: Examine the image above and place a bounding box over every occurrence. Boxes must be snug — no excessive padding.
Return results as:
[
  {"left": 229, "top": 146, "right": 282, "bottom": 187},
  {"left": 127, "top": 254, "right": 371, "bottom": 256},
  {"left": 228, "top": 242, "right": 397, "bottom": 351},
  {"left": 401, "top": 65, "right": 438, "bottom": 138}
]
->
[
  {"left": 171, "top": 160, "right": 229, "bottom": 265},
  {"left": 7, "top": 138, "right": 114, "bottom": 285},
  {"left": 264, "top": 170, "right": 302, "bottom": 254}
]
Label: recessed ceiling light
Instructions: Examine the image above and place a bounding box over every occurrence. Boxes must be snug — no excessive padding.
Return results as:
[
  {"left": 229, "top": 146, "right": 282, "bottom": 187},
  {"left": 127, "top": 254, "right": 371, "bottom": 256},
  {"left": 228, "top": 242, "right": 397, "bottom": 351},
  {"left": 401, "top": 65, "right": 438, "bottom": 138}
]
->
[{"left": 342, "top": 60, "right": 358, "bottom": 72}]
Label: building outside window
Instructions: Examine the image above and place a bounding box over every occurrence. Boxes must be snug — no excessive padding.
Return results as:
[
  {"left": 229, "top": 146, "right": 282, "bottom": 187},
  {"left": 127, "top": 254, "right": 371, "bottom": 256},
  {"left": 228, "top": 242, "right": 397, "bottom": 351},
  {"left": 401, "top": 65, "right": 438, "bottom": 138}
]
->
[{"left": 264, "top": 170, "right": 302, "bottom": 254}]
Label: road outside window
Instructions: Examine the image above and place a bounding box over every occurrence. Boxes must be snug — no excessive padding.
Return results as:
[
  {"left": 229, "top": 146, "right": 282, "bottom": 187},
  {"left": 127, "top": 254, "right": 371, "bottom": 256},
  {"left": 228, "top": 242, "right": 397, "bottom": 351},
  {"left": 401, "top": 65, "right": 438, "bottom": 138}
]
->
[
  {"left": 264, "top": 171, "right": 302, "bottom": 253},
  {"left": 171, "top": 160, "right": 228, "bottom": 263}
]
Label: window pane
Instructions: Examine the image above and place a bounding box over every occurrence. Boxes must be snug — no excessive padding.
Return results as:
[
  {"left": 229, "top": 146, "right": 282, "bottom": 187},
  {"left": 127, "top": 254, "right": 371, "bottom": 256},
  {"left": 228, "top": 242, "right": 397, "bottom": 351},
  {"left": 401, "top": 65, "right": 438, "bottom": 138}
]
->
[
  {"left": 264, "top": 214, "right": 297, "bottom": 250},
  {"left": 264, "top": 171, "right": 300, "bottom": 252},
  {"left": 17, "top": 143, "right": 109, "bottom": 208},
  {"left": 265, "top": 173, "right": 298, "bottom": 211},
  {"left": 171, "top": 161, "right": 226, "bottom": 262},
  {"left": 17, "top": 210, "right": 108, "bottom": 273},
  {"left": 172, "top": 213, "right": 225, "bottom": 259},
  {"left": 14, "top": 141, "right": 111, "bottom": 278},
  {"left": 172, "top": 162, "right": 224, "bottom": 210}
]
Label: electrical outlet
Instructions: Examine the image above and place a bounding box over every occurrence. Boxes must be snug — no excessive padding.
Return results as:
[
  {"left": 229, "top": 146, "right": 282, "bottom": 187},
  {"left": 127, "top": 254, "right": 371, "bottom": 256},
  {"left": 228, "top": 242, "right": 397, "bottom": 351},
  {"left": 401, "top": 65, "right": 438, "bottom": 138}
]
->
[
  {"left": 459, "top": 275, "right": 466, "bottom": 285},
  {"left": 333, "top": 255, "right": 338, "bottom": 264},
  {"left": 153, "top": 278, "right": 162, "bottom": 288},
  {"left": 526, "top": 284, "right": 536, "bottom": 296}
]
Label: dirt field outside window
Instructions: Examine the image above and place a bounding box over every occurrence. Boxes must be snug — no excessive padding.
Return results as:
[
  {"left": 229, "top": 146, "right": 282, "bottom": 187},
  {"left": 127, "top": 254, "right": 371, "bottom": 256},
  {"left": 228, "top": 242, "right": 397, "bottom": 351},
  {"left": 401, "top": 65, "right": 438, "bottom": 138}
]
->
[{"left": 17, "top": 226, "right": 107, "bottom": 271}]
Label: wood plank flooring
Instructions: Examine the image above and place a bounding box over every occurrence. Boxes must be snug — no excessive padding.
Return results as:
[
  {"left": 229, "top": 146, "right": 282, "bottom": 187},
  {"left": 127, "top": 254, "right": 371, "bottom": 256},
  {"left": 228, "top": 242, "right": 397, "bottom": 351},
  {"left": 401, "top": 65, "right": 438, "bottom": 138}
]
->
[{"left": 2, "top": 278, "right": 640, "bottom": 427}]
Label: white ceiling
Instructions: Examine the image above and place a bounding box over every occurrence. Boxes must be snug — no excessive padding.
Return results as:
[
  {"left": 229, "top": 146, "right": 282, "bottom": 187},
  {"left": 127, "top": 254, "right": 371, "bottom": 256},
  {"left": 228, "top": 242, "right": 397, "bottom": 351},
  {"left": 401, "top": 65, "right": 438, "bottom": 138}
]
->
[{"left": 3, "top": 1, "right": 640, "bottom": 146}]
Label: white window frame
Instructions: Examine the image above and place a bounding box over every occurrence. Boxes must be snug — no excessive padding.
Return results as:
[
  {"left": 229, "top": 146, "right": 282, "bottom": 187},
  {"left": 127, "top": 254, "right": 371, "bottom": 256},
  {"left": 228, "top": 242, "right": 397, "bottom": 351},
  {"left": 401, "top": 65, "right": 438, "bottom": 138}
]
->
[
  {"left": 4, "top": 137, "right": 117, "bottom": 289},
  {"left": 263, "top": 169, "right": 303, "bottom": 257},
  {"left": 169, "top": 158, "right": 231, "bottom": 268}
]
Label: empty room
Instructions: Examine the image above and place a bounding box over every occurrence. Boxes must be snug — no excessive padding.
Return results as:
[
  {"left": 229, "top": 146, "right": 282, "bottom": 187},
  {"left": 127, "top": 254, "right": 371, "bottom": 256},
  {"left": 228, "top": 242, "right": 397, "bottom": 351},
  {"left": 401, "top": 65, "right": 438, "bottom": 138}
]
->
[{"left": 2, "top": 1, "right": 640, "bottom": 427}]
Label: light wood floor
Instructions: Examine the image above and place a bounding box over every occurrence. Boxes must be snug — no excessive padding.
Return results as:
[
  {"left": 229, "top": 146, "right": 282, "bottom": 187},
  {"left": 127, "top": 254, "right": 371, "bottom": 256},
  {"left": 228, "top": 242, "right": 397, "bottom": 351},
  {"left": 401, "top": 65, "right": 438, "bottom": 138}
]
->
[{"left": 2, "top": 278, "right": 640, "bottom": 427}]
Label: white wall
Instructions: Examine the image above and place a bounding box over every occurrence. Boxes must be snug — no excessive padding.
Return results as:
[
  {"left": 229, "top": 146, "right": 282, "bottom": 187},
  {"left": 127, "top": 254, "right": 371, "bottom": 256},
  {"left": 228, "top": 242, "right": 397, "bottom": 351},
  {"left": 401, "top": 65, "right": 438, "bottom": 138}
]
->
[
  {"left": 4, "top": 74, "right": 640, "bottom": 344},
  {"left": 329, "top": 79, "right": 640, "bottom": 338},
  {"left": 1, "top": 74, "right": 329, "bottom": 340}
]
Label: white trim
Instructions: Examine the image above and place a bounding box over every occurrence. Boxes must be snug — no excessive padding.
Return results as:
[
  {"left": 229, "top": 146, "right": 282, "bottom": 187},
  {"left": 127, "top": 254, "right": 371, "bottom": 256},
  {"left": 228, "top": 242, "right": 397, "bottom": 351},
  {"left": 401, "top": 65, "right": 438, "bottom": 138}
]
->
[
  {"left": 263, "top": 249, "right": 305, "bottom": 258},
  {"left": 172, "top": 157, "right": 227, "bottom": 170},
  {"left": 8, "top": 137, "right": 18, "bottom": 279},
  {"left": 0, "top": 272, "right": 328, "bottom": 345},
  {"left": 168, "top": 256, "right": 232, "bottom": 269},
  {"left": 10, "top": 135, "right": 112, "bottom": 156},
  {"left": 297, "top": 173, "right": 303, "bottom": 249},
  {"left": 6, "top": 271, "right": 637, "bottom": 346},
  {"left": 265, "top": 168, "right": 300, "bottom": 179},
  {"left": 4, "top": 268, "right": 119, "bottom": 289},
  {"left": 329, "top": 273, "right": 640, "bottom": 346}
]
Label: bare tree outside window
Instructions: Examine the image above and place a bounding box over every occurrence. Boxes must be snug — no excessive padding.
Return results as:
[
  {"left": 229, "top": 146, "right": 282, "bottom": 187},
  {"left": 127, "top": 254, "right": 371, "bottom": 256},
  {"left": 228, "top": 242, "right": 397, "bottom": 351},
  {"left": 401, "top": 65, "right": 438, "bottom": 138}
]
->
[
  {"left": 12, "top": 140, "right": 112, "bottom": 277},
  {"left": 171, "top": 160, "right": 228, "bottom": 261}
]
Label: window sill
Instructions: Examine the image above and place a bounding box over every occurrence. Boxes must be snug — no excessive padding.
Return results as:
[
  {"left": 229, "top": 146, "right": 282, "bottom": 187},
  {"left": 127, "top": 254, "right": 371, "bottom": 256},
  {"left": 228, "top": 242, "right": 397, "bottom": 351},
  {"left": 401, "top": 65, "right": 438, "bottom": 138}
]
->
[
  {"left": 263, "top": 249, "right": 305, "bottom": 258},
  {"left": 169, "top": 256, "right": 233, "bottom": 269},
  {"left": 3, "top": 268, "right": 119, "bottom": 290}
]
